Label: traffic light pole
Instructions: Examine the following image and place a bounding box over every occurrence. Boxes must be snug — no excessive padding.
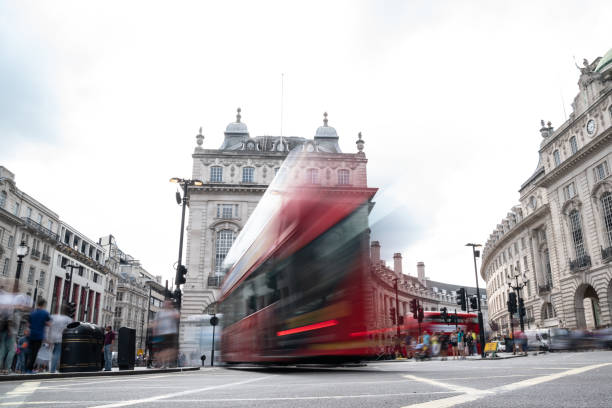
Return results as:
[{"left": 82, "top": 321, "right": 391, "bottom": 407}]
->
[
  {"left": 175, "top": 182, "right": 188, "bottom": 313},
  {"left": 467, "top": 243, "right": 486, "bottom": 358}
]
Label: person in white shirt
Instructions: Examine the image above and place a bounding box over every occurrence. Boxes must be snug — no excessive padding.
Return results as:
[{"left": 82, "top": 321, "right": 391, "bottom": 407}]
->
[{"left": 47, "top": 305, "right": 72, "bottom": 373}]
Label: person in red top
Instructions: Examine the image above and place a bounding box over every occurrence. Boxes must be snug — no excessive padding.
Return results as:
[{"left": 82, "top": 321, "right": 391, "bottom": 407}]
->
[{"left": 103, "top": 326, "right": 115, "bottom": 371}]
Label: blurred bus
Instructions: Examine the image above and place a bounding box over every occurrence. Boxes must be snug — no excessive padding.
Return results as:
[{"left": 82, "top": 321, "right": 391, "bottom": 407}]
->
[{"left": 219, "top": 151, "right": 378, "bottom": 364}]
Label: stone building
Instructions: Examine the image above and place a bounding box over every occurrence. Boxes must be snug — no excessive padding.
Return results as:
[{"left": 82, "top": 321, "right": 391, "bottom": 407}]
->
[
  {"left": 481, "top": 48, "right": 612, "bottom": 335},
  {"left": 180, "top": 109, "right": 369, "bottom": 356},
  {"left": 0, "top": 166, "right": 60, "bottom": 327},
  {"left": 49, "top": 222, "right": 110, "bottom": 325}
]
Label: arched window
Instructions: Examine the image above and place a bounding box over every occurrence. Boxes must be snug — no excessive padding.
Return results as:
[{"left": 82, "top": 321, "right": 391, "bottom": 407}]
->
[
  {"left": 306, "top": 168, "right": 319, "bottom": 184},
  {"left": 242, "top": 167, "right": 254, "bottom": 183},
  {"left": 0, "top": 191, "right": 6, "bottom": 208},
  {"left": 553, "top": 150, "right": 561, "bottom": 167},
  {"left": 215, "top": 229, "right": 235, "bottom": 273},
  {"left": 210, "top": 166, "right": 223, "bottom": 183},
  {"left": 337, "top": 169, "right": 350, "bottom": 185},
  {"left": 601, "top": 192, "right": 612, "bottom": 247},
  {"left": 569, "top": 136, "right": 578, "bottom": 155},
  {"left": 568, "top": 210, "right": 586, "bottom": 259}
]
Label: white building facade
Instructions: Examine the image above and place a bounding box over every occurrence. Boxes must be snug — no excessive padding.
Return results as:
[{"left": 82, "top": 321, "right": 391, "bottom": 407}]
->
[{"left": 482, "top": 49, "right": 612, "bottom": 334}]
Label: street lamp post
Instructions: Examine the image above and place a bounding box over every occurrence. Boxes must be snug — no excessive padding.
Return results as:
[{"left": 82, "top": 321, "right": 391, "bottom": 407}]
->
[
  {"left": 169, "top": 177, "right": 204, "bottom": 310},
  {"left": 13, "top": 241, "right": 29, "bottom": 292},
  {"left": 392, "top": 278, "right": 401, "bottom": 340},
  {"left": 83, "top": 283, "right": 90, "bottom": 322},
  {"left": 508, "top": 266, "right": 527, "bottom": 333},
  {"left": 466, "top": 243, "right": 486, "bottom": 358}
]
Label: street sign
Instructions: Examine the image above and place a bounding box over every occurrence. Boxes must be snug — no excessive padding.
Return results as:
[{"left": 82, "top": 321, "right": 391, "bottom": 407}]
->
[{"left": 484, "top": 342, "right": 498, "bottom": 353}]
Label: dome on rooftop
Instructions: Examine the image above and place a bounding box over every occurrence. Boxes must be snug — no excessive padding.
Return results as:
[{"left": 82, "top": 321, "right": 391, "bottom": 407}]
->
[
  {"left": 225, "top": 107, "right": 249, "bottom": 134},
  {"left": 595, "top": 48, "right": 612, "bottom": 74},
  {"left": 314, "top": 112, "right": 338, "bottom": 138}
]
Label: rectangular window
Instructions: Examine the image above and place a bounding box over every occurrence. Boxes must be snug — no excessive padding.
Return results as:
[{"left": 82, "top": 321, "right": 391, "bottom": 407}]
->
[
  {"left": 570, "top": 137, "right": 578, "bottom": 154},
  {"left": 521, "top": 237, "right": 525, "bottom": 249},
  {"left": 13, "top": 202, "right": 20, "bottom": 216},
  {"left": 563, "top": 182, "right": 576, "bottom": 201},
  {"left": 93, "top": 273, "right": 98, "bottom": 283},
  {"left": 569, "top": 211, "right": 586, "bottom": 260},
  {"left": 7, "top": 236, "right": 12, "bottom": 248},
  {"left": 553, "top": 150, "right": 561, "bottom": 167},
  {"left": 594, "top": 161, "right": 609, "bottom": 182},
  {"left": 37, "top": 213, "right": 43, "bottom": 224},
  {"left": 210, "top": 166, "right": 223, "bottom": 183},
  {"left": 116, "top": 292, "right": 123, "bottom": 301},
  {"left": 48, "top": 220, "right": 53, "bottom": 231},
  {"left": 306, "top": 168, "right": 320, "bottom": 184},
  {"left": 27, "top": 266, "right": 35, "bottom": 284},
  {"left": 26, "top": 207, "right": 32, "bottom": 218},
  {"left": 2, "top": 258, "right": 9, "bottom": 276},
  {"left": 242, "top": 167, "right": 254, "bottom": 183},
  {"left": 39, "top": 270, "right": 46, "bottom": 286},
  {"left": 338, "top": 169, "right": 350, "bottom": 185}
]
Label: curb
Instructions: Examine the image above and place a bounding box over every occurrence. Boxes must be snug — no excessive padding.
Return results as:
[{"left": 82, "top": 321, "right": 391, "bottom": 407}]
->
[{"left": 0, "top": 366, "right": 200, "bottom": 382}]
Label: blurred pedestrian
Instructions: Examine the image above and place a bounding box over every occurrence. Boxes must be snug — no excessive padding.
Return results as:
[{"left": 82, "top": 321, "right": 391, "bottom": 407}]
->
[
  {"left": 15, "top": 328, "right": 29, "bottom": 373},
  {"left": 450, "top": 330, "right": 458, "bottom": 359},
  {"left": 0, "top": 281, "right": 30, "bottom": 374},
  {"left": 104, "top": 326, "right": 115, "bottom": 371},
  {"left": 26, "top": 298, "right": 51, "bottom": 373},
  {"left": 457, "top": 329, "right": 465, "bottom": 359},
  {"left": 152, "top": 301, "right": 179, "bottom": 368},
  {"left": 466, "top": 331, "right": 474, "bottom": 356},
  {"left": 48, "top": 305, "right": 72, "bottom": 373}
]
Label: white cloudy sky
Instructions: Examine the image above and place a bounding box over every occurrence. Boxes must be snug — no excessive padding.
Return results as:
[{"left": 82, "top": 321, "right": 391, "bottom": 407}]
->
[{"left": 1, "top": 1, "right": 610, "bottom": 287}]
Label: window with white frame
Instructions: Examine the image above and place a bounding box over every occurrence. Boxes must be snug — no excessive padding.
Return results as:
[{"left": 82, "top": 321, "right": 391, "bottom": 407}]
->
[
  {"left": 568, "top": 210, "right": 586, "bottom": 259},
  {"left": 27, "top": 266, "right": 35, "bottom": 284},
  {"left": 542, "top": 302, "right": 556, "bottom": 319},
  {"left": 338, "top": 169, "right": 350, "bottom": 185},
  {"left": 242, "top": 167, "right": 254, "bottom": 183},
  {"left": 553, "top": 150, "right": 561, "bottom": 167},
  {"left": 210, "top": 166, "right": 223, "bottom": 182},
  {"left": 563, "top": 182, "right": 576, "bottom": 201},
  {"left": 217, "top": 204, "right": 237, "bottom": 219},
  {"left": 306, "top": 168, "right": 319, "bottom": 184},
  {"left": 601, "top": 192, "right": 612, "bottom": 247},
  {"left": 594, "top": 161, "right": 609, "bottom": 182},
  {"left": 543, "top": 249, "right": 553, "bottom": 286},
  {"left": 26, "top": 207, "right": 32, "bottom": 218},
  {"left": 13, "top": 202, "right": 19, "bottom": 216},
  {"left": 215, "top": 229, "right": 235, "bottom": 273},
  {"left": 570, "top": 136, "right": 578, "bottom": 155},
  {"left": 0, "top": 191, "right": 6, "bottom": 208},
  {"left": 2, "top": 259, "right": 9, "bottom": 276},
  {"left": 48, "top": 220, "right": 53, "bottom": 231},
  {"left": 37, "top": 213, "right": 42, "bottom": 224},
  {"left": 39, "top": 270, "right": 46, "bottom": 286}
]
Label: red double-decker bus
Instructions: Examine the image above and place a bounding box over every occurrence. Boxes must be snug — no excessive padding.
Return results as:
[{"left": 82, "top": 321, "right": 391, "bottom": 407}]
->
[{"left": 219, "top": 151, "right": 378, "bottom": 364}]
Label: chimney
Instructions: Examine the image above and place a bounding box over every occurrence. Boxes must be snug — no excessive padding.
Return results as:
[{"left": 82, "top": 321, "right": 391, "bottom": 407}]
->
[
  {"left": 370, "top": 241, "right": 380, "bottom": 265},
  {"left": 417, "top": 261, "right": 426, "bottom": 285},
  {"left": 393, "top": 253, "right": 403, "bottom": 275}
]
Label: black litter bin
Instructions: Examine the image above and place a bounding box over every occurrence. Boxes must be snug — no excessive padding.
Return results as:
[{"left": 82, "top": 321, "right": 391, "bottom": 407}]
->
[
  {"left": 118, "top": 327, "right": 136, "bottom": 370},
  {"left": 59, "top": 322, "right": 105, "bottom": 372}
]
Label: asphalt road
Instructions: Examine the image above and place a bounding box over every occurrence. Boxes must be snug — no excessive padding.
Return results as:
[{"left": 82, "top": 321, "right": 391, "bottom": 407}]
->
[{"left": 1, "top": 351, "right": 611, "bottom": 407}]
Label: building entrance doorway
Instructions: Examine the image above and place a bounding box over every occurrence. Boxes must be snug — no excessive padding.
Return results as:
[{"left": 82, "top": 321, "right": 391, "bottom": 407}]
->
[{"left": 574, "top": 284, "right": 601, "bottom": 329}]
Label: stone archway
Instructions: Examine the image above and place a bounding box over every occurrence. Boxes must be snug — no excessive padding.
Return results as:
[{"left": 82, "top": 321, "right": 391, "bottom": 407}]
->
[{"left": 574, "top": 284, "right": 601, "bottom": 329}]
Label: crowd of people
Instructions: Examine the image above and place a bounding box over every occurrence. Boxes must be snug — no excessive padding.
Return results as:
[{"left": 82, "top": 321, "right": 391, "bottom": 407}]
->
[{"left": 409, "top": 329, "right": 480, "bottom": 360}]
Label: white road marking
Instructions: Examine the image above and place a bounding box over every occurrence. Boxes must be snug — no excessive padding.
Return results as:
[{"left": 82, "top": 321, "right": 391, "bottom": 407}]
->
[
  {"left": 1, "top": 381, "right": 41, "bottom": 407},
  {"left": 88, "top": 375, "right": 273, "bottom": 408},
  {"left": 401, "top": 362, "right": 612, "bottom": 408},
  {"left": 39, "top": 374, "right": 179, "bottom": 389}
]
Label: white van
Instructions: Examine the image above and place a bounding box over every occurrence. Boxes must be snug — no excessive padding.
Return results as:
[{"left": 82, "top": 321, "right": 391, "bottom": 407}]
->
[{"left": 523, "top": 329, "right": 549, "bottom": 351}]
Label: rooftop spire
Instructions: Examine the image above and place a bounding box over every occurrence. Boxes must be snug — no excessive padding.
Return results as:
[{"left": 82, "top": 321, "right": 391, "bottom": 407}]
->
[
  {"left": 323, "top": 112, "right": 328, "bottom": 127},
  {"left": 236, "top": 107, "right": 242, "bottom": 123}
]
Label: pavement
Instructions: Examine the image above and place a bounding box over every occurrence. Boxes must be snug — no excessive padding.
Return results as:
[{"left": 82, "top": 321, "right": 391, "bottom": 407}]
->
[
  {"left": 0, "top": 366, "right": 201, "bottom": 382},
  {"left": 0, "top": 350, "right": 610, "bottom": 407}
]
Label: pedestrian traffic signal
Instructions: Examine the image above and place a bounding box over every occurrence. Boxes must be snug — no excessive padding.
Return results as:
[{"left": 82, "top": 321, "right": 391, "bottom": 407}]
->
[
  {"left": 441, "top": 307, "right": 448, "bottom": 323},
  {"left": 417, "top": 306, "right": 424, "bottom": 323},
  {"left": 470, "top": 296, "right": 478, "bottom": 311},
  {"left": 175, "top": 264, "right": 187, "bottom": 286},
  {"left": 457, "top": 288, "right": 466, "bottom": 311},
  {"left": 67, "top": 301, "right": 76, "bottom": 319},
  {"left": 507, "top": 292, "right": 517, "bottom": 314},
  {"left": 518, "top": 297, "right": 526, "bottom": 317},
  {"left": 389, "top": 307, "right": 396, "bottom": 325},
  {"left": 410, "top": 299, "right": 418, "bottom": 319}
]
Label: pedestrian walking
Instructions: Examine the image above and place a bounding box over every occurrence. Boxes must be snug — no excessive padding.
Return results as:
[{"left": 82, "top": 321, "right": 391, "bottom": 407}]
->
[
  {"left": 152, "top": 301, "right": 179, "bottom": 368},
  {"left": 466, "top": 331, "right": 474, "bottom": 356},
  {"left": 48, "top": 305, "right": 72, "bottom": 373},
  {"left": 0, "top": 281, "right": 30, "bottom": 374},
  {"left": 26, "top": 298, "right": 51, "bottom": 373},
  {"left": 457, "top": 329, "right": 465, "bottom": 359},
  {"left": 450, "top": 330, "right": 458, "bottom": 359},
  {"left": 104, "top": 326, "right": 115, "bottom": 371},
  {"left": 15, "top": 329, "right": 29, "bottom": 373}
]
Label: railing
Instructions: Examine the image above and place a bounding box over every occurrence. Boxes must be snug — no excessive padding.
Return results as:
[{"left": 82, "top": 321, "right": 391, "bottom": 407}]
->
[
  {"left": 602, "top": 246, "right": 612, "bottom": 263},
  {"left": 538, "top": 283, "right": 552, "bottom": 294},
  {"left": 30, "top": 249, "right": 41, "bottom": 260},
  {"left": 207, "top": 276, "right": 223, "bottom": 288},
  {"left": 21, "top": 217, "right": 59, "bottom": 241},
  {"left": 569, "top": 254, "right": 591, "bottom": 272},
  {"left": 41, "top": 253, "right": 51, "bottom": 264}
]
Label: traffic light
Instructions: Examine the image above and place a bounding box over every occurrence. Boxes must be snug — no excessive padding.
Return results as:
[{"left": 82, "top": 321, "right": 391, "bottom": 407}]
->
[
  {"left": 410, "top": 299, "right": 418, "bottom": 319},
  {"left": 457, "top": 288, "right": 466, "bottom": 311},
  {"left": 172, "top": 288, "right": 182, "bottom": 308},
  {"left": 175, "top": 264, "right": 187, "bottom": 286},
  {"left": 441, "top": 307, "right": 448, "bottom": 323},
  {"left": 507, "top": 292, "right": 517, "bottom": 314},
  {"left": 389, "top": 307, "right": 396, "bottom": 325},
  {"left": 417, "top": 306, "right": 424, "bottom": 323},
  {"left": 470, "top": 296, "right": 478, "bottom": 311},
  {"left": 518, "top": 297, "right": 526, "bottom": 317},
  {"left": 67, "top": 302, "right": 76, "bottom": 319}
]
